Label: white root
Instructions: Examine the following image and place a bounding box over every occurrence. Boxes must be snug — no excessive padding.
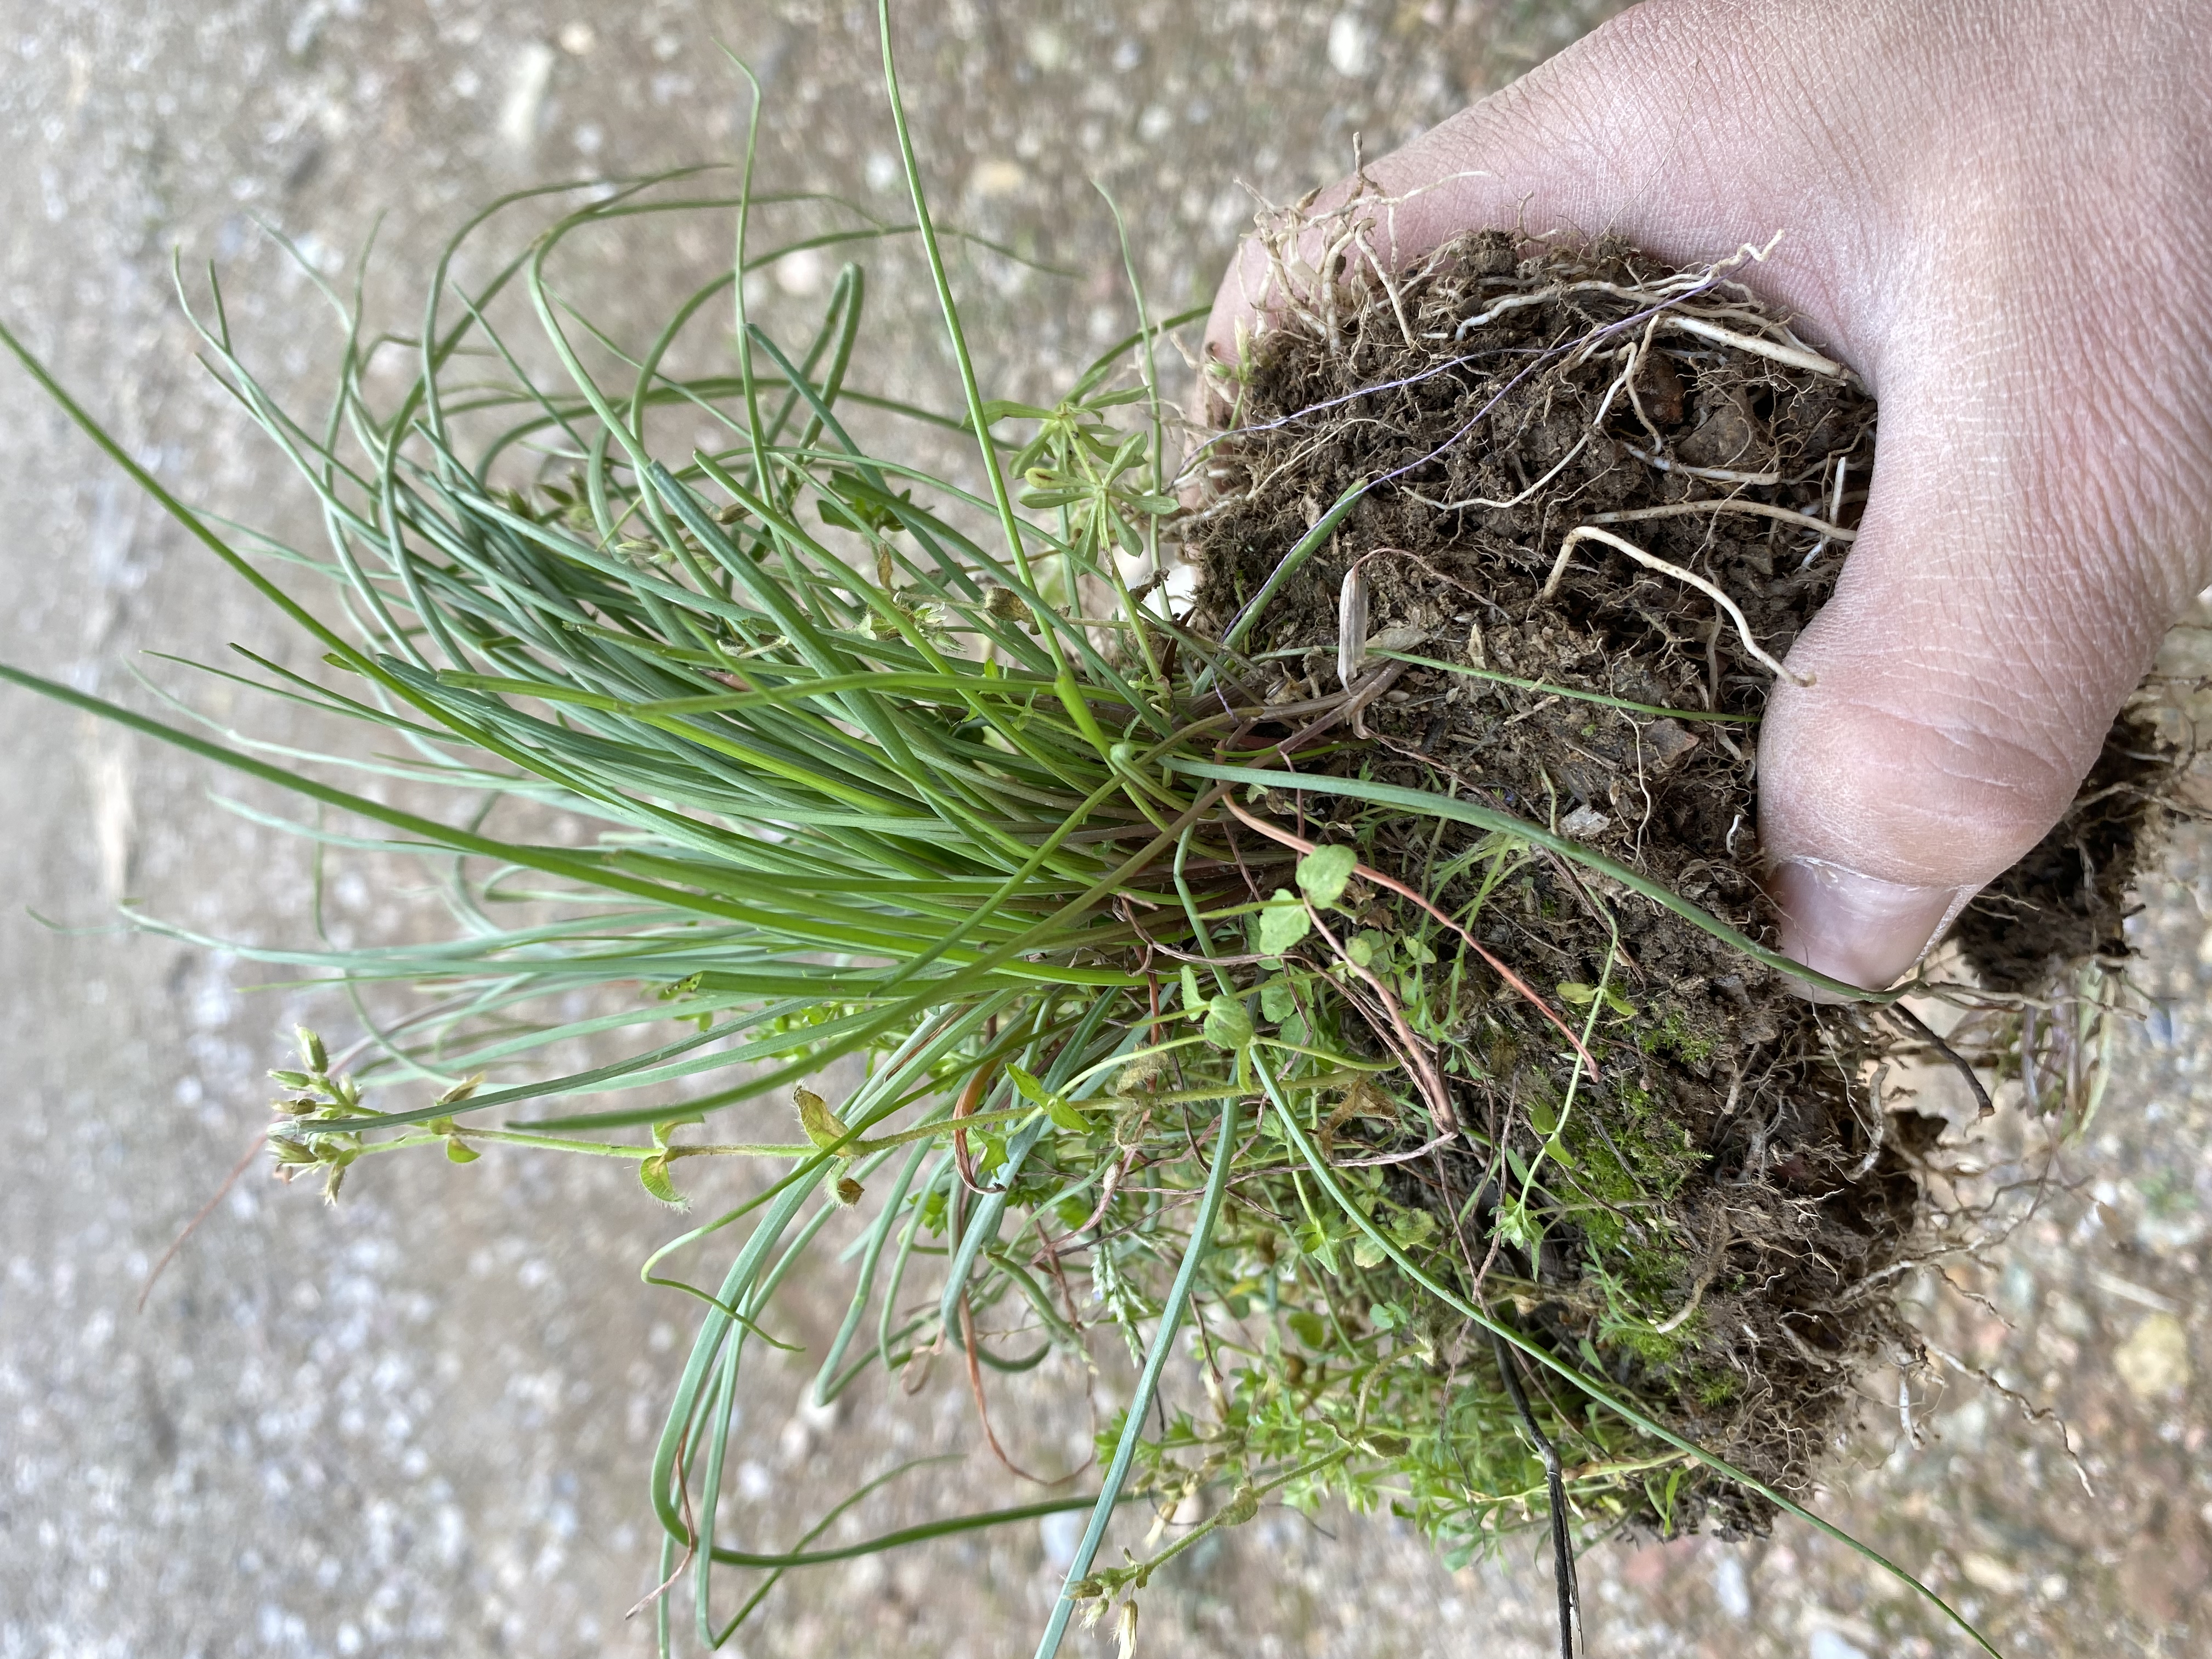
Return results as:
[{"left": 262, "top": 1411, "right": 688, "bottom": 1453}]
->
[
  {"left": 1661, "top": 314, "right": 1853, "bottom": 379},
  {"left": 1849, "top": 1063, "right": 1891, "bottom": 1181},
  {"left": 1928, "top": 1343, "right": 2097, "bottom": 1497},
  {"left": 1588, "top": 499, "right": 1858, "bottom": 541},
  {"left": 1542, "top": 523, "right": 1813, "bottom": 686},
  {"left": 1406, "top": 432, "right": 1592, "bottom": 512},
  {"left": 1619, "top": 314, "right": 1670, "bottom": 448},
  {"left": 1353, "top": 224, "right": 1417, "bottom": 350},
  {"left": 1798, "top": 453, "right": 1852, "bottom": 570},
  {"left": 1452, "top": 270, "right": 1718, "bottom": 340},
  {"left": 1653, "top": 1211, "right": 1731, "bottom": 1335},
  {"left": 1622, "top": 444, "right": 1781, "bottom": 486}
]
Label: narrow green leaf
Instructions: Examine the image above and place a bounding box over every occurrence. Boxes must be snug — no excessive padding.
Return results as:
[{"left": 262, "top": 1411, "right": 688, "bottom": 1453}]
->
[{"left": 1170, "top": 761, "right": 1893, "bottom": 1003}]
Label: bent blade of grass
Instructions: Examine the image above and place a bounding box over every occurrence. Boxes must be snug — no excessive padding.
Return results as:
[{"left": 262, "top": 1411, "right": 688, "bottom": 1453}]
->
[
  {"left": 1034, "top": 1096, "right": 1243, "bottom": 1659},
  {"left": 1210, "top": 478, "right": 1366, "bottom": 665},
  {"left": 937, "top": 995, "right": 1125, "bottom": 1346},
  {"left": 812, "top": 1139, "right": 930, "bottom": 1405}
]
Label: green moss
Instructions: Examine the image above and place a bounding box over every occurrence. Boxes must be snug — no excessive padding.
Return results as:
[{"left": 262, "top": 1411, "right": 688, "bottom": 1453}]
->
[
  {"left": 1691, "top": 1368, "right": 1740, "bottom": 1407},
  {"left": 1619, "top": 1322, "right": 1692, "bottom": 1365},
  {"left": 1639, "top": 1006, "right": 1718, "bottom": 1066},
  {"left": 1556, "top": 1088, "right": 1699, "bottom": 1238}
]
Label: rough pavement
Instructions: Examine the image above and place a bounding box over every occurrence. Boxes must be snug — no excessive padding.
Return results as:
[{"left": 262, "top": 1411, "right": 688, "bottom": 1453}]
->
[{"left": 4, "top": 4, "right": 2209, "bottom": 1656}]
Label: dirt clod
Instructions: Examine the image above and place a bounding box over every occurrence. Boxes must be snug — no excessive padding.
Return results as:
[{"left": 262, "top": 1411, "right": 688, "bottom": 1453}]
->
[
  {"left": 1954, "top": 710, "right": 2180, "bottom": 992},
  {"left": 1184, "top": 228, "right": 2170, "bottom": 1531}
]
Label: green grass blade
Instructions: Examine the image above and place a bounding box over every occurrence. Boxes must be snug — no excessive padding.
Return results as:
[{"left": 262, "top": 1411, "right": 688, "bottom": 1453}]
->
[
  {"left": 1034, "top": 1094, "right": 1243, "bottom": 1659},
  {"left": 1169, "top": 760, "right": 1893, "bottom": 1002}
]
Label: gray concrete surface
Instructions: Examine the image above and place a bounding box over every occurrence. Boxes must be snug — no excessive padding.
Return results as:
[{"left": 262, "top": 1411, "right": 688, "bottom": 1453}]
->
[{"left": 4, "top": 3, "right": 2209, "bottom": 1656}]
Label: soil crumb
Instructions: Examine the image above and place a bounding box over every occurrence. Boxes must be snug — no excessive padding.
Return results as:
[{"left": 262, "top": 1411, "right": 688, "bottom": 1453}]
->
[{"left": 1954, "top": 709, "right": 2179, "bottom": 992}]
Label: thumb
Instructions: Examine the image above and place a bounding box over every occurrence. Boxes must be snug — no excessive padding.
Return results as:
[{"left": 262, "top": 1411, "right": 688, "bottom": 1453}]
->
[{"left": 1757, "top": 346, "right": 2195, "bottom": 989}]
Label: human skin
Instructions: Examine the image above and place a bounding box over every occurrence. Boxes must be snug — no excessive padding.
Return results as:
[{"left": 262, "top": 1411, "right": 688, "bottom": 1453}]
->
[{"left": 1200, "top": 0, "right": 2212, "bottom": 990}]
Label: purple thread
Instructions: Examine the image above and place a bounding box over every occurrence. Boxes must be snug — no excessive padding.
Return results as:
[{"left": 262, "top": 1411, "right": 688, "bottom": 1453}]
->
[{"left": 1195, "top": 345, "right": 1532, "bottom": 453}]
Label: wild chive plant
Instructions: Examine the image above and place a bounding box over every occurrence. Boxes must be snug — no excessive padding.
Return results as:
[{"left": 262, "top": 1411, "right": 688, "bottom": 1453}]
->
[{"left": 0, "top": 13, "right": 2027, "bottom": 1657}]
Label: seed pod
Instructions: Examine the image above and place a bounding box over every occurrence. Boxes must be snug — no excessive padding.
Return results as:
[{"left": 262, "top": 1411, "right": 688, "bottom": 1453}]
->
[
  {"left": 1465, "top": 620, "right": 1488, "bottom": 669},
  {"left": 1336, "top": 565, "right": 1369, "bottom": 689}
]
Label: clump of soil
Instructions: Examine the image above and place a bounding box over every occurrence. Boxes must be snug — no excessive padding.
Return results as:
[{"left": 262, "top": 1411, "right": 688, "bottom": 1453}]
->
[
  {"left": 1183, "top": 229, "right": 2168, "bottom": 1532},
  {"left": 1953, "top": 709, "right": 2179, "bottom": 992}
]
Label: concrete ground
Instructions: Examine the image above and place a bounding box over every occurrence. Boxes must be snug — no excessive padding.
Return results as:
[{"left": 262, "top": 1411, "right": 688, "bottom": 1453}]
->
[{"left": 3, "top": 3, "right": 2208, "bottom": 1656}]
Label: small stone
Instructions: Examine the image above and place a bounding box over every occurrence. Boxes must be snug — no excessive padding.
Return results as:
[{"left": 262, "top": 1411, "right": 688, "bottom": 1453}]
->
[
  {"left": 1560, "top": 804, "right": 1610, "bottom": 839},
  {"left": 970, "top": 159, "right": 1026, "bottom": 199},
  {"left": 1960, "top": 1552, "right": 2022, "bottom": 1595},
  {"left": 1642, "top": 717, "right": 1700, "bottom": 769},
  {"left": 774, "top": 246, "right": 826, "bottom": 297},
  {"left": 2114, "top": 1312, "right": 2192, "bottom": 1397},
  {"left": 1326, "top": 11, "right": 1377, "bottom": 77},
  {"left": 1025, "top": 24, "right": 1068, "bottom": 70},
  {"left": 1710, "top": 1551, "right": 1750, "bottom": 1619}
]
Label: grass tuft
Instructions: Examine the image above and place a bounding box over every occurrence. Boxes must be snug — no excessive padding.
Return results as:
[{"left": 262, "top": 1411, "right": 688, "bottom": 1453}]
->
[{"left": 0, "top": 16, "right": 2106, "bottom": 1658}]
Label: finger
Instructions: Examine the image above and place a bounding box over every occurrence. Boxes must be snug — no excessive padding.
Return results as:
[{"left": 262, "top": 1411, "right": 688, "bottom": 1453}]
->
[{"left": 1758, "top": 331, "right": 2206, "bottom": 988}]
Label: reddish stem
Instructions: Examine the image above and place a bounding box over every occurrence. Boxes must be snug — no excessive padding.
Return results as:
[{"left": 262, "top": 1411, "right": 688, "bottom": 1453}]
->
[{"left": 1223, "top": 797, "right": 1599, "bottom": 1077}]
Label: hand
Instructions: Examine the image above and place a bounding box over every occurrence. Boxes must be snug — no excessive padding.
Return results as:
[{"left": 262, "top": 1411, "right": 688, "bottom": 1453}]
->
[{"left": 1200, "top": 0, "right": 2212, "bottom": 989}]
